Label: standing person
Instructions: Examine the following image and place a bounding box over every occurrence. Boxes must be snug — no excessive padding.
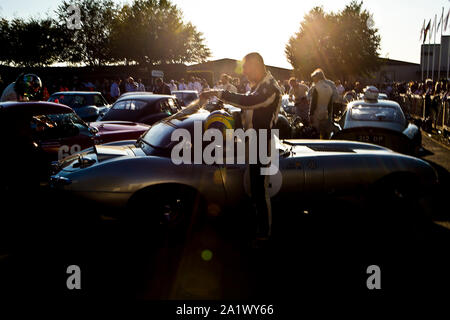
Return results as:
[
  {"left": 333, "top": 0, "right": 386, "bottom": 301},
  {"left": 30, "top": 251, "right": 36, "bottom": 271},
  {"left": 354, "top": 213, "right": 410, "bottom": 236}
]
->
[
  {"left": 153, "top": 78, "right": 171, "bottom": 95},
  {"left": 178, "top": 78, "right": 187, "bottom": 90},
  {"left": 110, "top": 78, "right": 121, "bottom": 101},
  {"left": 200, "top": 52, "right": 282, "bottom": 247},
  {"left": 308, "top": 68, "right": 333, "bottom": 139},
  {"left": 220, "top": 74, "right": 237, "bottom": 93},
  {"left": 187, "top": 77, "right": 196, "bottom": 91},
  {"left": 119, "top": 77, "right": 126, "bottom": 95},
  {"left": 168, "top": 80, "right": 177, "bottom": 93},
  {"left": 125, "top": 77, "right": 138, "bottom": 92},
  {"left": 137, "top": 78, "right": 146, "bottom": 92},
  {"left": 193, "top": 77, "right": 203, "bottom": 93},
  {"left": 201, "top": 79, "right": 210, "bottom": 92},
  {"left": 288, "top": 77, "right": 309, "bottom": 123},
  {"left": 336, "top": 80, "right": 345, "bottom": 96}
]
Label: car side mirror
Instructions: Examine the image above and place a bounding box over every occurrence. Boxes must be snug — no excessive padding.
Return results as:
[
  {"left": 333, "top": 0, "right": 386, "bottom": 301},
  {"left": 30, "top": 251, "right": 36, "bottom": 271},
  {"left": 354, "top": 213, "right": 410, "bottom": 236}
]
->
[{"left": 89, "top": 126, "right": 99, "bottom": 134}]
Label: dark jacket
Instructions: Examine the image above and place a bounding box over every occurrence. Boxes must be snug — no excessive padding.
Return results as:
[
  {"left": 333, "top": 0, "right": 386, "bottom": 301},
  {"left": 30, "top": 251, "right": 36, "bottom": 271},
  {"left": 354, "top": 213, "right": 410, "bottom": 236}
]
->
[
  {"left": 218, "top": 71, "right": 282, "bottom": 131},
  {"left": 153, "top": 83, "right": 171, "bottom": 95}
]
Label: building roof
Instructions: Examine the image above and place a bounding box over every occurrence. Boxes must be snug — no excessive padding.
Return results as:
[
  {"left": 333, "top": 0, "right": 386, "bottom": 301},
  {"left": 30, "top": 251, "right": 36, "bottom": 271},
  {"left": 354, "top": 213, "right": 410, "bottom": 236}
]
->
[
  {"left": 378, "top": 58, "right": 420, "bottom": 66},
  {"left": 188, "top": 58, "right": 293, "bottom": 72}
]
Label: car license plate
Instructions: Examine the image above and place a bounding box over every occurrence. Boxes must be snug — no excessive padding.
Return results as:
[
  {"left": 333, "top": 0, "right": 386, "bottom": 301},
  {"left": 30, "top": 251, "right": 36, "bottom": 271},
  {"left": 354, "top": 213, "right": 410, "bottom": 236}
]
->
[{"left": 358, "top": 135, "right": 384, "bottom": 143}]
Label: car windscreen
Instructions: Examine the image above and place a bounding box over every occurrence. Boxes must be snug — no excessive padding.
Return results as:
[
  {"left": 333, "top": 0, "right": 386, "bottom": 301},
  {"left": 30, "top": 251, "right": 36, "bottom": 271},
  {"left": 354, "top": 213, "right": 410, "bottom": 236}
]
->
[
  {"left": 142, "top": 121, "right": 178, "bottom": 149},
  {"left": 31, "top": 113, "right": 90, "bottom": 140},
  {"left": 49, "top": 95, "right": 87, "bottom": 108},
  {"left": 350, "top": 105, "right": 405, "bottom": 123}
]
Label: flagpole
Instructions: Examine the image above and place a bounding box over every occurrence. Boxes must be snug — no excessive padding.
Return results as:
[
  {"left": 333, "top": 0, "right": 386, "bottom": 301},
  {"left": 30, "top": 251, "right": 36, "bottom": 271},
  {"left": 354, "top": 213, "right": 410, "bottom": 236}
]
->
[
  {"left": 432, "top": 14, "right": 437, "bottom": 81},
  {"left": 421, "top": 19, "right": 425, "bottom": 81},
  {"left": 439, "top": 8, "right": 444, "bottom": 80},
  {"left": 428, "top": 21, "right": 431, "bottom": 79}
]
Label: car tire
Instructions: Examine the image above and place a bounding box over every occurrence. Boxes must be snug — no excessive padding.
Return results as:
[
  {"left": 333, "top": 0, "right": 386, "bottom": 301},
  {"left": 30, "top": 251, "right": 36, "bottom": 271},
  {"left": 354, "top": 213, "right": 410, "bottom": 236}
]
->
[
  {"left": 368, "top": 175, "right": 431, "bottom": 247},
  {"left": 127, "top": 185, "right": 201, "bottom": 244}
]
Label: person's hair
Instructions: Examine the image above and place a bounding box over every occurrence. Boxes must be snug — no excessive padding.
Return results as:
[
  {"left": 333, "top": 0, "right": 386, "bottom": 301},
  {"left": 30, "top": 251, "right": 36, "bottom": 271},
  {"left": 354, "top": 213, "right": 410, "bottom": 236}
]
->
[
  {"left": 289, "top": 77, "right": 296, "bottom": 83},
  {"left": 243, "top": 52, "right": 265, "bottom": 69},
  {"left": 311, "top": 68, "right": 325, "bottom": 81}
]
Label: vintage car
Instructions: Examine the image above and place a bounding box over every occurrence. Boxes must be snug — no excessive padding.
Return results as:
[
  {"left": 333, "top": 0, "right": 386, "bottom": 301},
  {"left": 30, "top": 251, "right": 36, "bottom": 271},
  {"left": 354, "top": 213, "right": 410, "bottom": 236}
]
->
[
  {"left": 171, "top": 90, "right": 199, "bottom": 107},
  {"left": 0, "top": 101, "right": 149, "bottom": 185},
  {"left": 50, "top": 101, "right": 436, "bottom": 238},
  {"left": 99, "top": 93, "right": 181, "bottom": 125},
  {"left": 48, "top": 91, "right": 111, "bottom": 122},
  {"left": 332, "top": 93, "right": 421, "bottom": 155}
]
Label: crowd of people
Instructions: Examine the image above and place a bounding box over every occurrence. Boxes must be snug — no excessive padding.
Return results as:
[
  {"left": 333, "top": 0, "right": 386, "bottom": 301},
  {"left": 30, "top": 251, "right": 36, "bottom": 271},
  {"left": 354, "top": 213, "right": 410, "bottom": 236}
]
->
[{"left": 2, "top": 68, "right": 448, "bottom": 138}]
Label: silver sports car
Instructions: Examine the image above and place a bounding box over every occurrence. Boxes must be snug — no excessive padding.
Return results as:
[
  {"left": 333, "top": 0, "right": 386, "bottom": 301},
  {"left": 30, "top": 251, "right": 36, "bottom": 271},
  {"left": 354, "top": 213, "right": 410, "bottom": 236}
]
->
[
  {"left": 49, "top": 101, "right": 437, "bottom": 236},
  {"left": 332, "top": 99, "right": 421, "bottom": 155}
]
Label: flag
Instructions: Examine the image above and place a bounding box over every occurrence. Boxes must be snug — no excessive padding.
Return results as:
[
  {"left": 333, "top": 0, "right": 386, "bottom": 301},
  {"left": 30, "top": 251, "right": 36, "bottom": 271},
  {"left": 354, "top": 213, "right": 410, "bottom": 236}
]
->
[
  {"left": 437, "top": 11, "right": 443, "bottom": 30},
  {"left": 420, "top": 19, "right": 425, "bottom": 41},
  {"left": 445, "top": 8, "right": 450, "bottom": 31},
  {"left": 424, "top": 19, "right": 431, "bottom": 43}
]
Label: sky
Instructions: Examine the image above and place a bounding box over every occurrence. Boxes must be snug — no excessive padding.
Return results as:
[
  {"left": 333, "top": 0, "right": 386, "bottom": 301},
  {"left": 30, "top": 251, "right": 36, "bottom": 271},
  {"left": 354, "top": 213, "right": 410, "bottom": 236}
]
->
[{"left": 0, "top": 0, "right": 447, "bottom": 69}]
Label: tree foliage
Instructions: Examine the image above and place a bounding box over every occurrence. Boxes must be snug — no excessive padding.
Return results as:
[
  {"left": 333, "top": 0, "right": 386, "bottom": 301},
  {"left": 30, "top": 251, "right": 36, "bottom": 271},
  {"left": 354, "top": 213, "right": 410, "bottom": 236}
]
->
[
  {"left": 56, "top": 0, "right": 119, "bottom": 66},
  {"left": 0, "top": 17, "right": 69, "bottom": 66},
  {"left": 110, "top": 0, "right": 210, "bottom": 64},
  {"left": 285, "top": 1, "right": 381, "bottom": 80},
  {"left": 0, "top": 0, "right": 210, "bottom": 67}
]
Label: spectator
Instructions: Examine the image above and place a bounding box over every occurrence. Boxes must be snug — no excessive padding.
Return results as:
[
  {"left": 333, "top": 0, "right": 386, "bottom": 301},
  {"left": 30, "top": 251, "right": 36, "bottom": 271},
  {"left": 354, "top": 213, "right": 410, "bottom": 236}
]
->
[
  {"left": 201, "top": 79, "right": 210, "bottom": 92},
  {"left": 336, "top": 80, "right": 345, "bottom": 96},
  {"left": 137, "top": 78, "right": 146, "bottom": 92},
  {"left": 309, "top": 68, "right": 334, "bottom": 139},
  {"left": 178, "top": 78, "right": 187, "bottom": 90},
  {"left": 125, "top": 77, "right": 138, "bottom": 92},
  {"left": 153, "top": 78, "right": 171, "bottom": 95},
  {"left": 288, "top": 77, "right": 309, "bottom": 122},
  {"left": 220, "top": 74, "right": 237, "bottom": 93},
  {"left": 168, "top": 80, "right": 177, "bottom": 93},
  {"left": 110, "top": 78, "right": 121, "bottom": 100}
]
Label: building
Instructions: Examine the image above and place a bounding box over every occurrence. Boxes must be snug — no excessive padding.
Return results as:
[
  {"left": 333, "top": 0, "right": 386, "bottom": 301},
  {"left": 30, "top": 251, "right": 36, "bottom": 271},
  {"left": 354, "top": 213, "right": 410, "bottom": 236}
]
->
[
  {"left": 420, "top": 35, "right": 450, "bottom": 80},
  {"left": 373, "top": 58, "right": 420, "bottom": 83},
  {"left": 186, "top": 58, "right": 293, "bottom": 84}
]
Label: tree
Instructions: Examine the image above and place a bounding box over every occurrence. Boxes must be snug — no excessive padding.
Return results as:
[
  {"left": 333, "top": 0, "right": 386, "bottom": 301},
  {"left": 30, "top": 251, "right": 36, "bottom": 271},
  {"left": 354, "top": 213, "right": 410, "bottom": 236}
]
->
[
  {"left": 110, "top": 0, "right": 210, "bottom": 65},
  {"left": 56, "top": 0, "right": 119, "bottom": 66},
  {"left": 0, "top": 17, "right": 68, "bottom": 67},
  {"left": 285, "top": 1, "right": 381, "bottom": 80}
]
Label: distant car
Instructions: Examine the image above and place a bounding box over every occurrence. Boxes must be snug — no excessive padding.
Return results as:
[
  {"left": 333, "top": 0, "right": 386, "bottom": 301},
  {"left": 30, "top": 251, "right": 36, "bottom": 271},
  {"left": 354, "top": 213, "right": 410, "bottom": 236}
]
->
[
  {"left": 171, "top": 90, "right": 199, "bottom": 107},
  {"left": 0, "top": 101, "right": 149, "bottom": 185},
  {"left": 378, "top": 93, "right": 388, "bottom": 100},
  {"left": 99, "top": 93, "right": 182, "bottom": 125},
  {"left": 48, "top": 91, "right": 111, "bottom": 122},
  {"left": 332, "top": 98, "right": 421, "bottom": 155},
  {"left": 119, "top": 91, "right": 153, "bottom": 98}
]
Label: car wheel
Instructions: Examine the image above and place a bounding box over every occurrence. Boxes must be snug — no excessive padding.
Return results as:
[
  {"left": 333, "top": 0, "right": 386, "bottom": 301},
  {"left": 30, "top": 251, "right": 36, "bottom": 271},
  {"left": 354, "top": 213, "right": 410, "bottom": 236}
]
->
[
  {"left": 369, "top": 176, "right": 431, "bottom": 246},
  {"left": 127, "top": 185, "right": 201, "bottom": 243}
]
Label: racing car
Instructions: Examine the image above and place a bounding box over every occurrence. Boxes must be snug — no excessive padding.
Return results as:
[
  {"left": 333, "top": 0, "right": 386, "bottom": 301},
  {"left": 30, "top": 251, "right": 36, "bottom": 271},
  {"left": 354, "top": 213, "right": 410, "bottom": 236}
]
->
[
  {"left": 332, "top": 86, "right": 421, "bottom": 155},
  {"left": 0, "top": 101, "right": 149, "bottom": 188},
  {"left": 50, "top": 100, "right": 436, "bottom": 239}
]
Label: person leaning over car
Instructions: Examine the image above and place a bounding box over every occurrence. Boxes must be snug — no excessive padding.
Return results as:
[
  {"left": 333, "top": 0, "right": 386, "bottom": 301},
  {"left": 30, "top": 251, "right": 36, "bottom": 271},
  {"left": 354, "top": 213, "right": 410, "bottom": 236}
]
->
[
  {"left": 309, "top": 68, "right": 333, "bottom": 139},
  {"left": 200, "top": 52, "right": 283, "bottom": 246}
]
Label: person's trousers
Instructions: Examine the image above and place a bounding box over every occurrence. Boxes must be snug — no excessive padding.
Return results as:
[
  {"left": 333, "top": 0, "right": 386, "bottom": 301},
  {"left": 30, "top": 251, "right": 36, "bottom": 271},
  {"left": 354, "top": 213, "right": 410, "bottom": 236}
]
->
[{"left": 248, "top": 162, "right": 272, "bottom": 238}]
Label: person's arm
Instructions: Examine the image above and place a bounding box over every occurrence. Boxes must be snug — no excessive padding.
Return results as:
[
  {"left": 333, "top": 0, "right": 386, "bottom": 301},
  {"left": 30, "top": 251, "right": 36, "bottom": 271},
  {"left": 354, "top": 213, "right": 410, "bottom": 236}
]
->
[
  {"left": 310, "top": 87, "right": 317, "bottom": 118},
  {"left": 216, "top": 84, "right": 278, "bottom": 110}
]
